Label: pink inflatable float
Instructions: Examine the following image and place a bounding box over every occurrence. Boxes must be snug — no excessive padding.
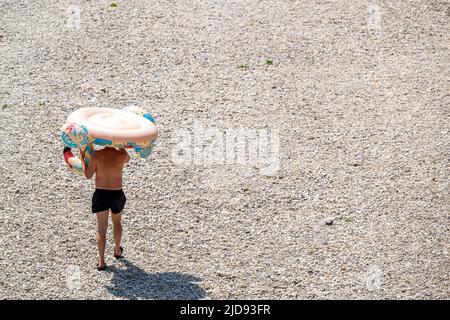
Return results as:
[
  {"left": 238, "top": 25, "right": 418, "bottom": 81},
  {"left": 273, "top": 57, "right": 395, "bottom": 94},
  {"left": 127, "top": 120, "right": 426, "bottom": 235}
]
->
[
  {"left": 66, "top": 107, "right": 157, "bottom": 143},
  {"left": 61, "top": 106, "right": 158, "bottom": 175}
]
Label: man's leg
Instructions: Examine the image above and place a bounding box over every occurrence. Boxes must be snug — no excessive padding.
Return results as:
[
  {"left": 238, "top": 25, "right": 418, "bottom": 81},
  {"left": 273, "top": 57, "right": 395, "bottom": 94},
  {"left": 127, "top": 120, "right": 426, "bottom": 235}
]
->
[
  {"left": 96, "top": 210, "right": 109, "bottom": 268},
  {"left": 112, "top": 211, "right": 122, "bottom": 257}
]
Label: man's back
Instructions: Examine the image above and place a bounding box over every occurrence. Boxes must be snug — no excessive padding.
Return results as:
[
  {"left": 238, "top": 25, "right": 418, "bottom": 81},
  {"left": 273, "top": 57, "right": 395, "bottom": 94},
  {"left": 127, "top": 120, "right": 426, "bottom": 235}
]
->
[{"left": 93, "top": 147, "right": 129, "bottom": 190}]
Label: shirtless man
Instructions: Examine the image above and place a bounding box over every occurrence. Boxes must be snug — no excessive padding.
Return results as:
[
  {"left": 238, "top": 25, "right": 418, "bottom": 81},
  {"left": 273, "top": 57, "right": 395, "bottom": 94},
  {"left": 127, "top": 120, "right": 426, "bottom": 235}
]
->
[{"left": 79, "top": 146, "right": 130, "bottom": 271}]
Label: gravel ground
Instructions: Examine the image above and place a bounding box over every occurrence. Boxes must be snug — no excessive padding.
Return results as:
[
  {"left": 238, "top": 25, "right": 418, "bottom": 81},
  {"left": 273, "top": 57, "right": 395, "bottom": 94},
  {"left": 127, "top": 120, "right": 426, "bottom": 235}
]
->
[{"left": 0, "top": 0, "right": 448, "bottom": 299}]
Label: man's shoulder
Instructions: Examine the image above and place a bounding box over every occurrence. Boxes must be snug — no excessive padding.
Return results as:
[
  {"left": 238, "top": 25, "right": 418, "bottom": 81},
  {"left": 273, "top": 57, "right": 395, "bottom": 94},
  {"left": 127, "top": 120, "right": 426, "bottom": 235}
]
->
[
  {"left": 93, "top": 148, "right": 105, "bottom": 158},
  {"left": 93, "top": 147, "right": 127, "bottom": 157},
  {"left": 120, "top": 149, "right": 129, "bottom": 156},
  {"left": 119, "top": 149, "right": 130, "bottom": 161}
]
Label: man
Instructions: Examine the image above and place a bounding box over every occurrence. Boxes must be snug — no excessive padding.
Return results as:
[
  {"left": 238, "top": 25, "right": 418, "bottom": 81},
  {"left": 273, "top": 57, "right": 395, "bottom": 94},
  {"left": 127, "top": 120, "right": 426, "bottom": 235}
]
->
[{"left": 79, "top": 146, "right": 130, "bottom": 271}]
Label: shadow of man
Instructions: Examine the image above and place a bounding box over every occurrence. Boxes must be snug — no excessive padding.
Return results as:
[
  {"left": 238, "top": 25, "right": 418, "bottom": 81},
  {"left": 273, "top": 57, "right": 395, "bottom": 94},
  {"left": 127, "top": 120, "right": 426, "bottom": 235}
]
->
[{"left": 105, "top": 258, "right": 206, "bottom": 300}]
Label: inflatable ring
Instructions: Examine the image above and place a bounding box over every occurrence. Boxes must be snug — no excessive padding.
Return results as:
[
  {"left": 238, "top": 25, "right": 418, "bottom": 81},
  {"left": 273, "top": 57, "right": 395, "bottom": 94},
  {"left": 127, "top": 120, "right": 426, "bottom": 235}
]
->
[{"left": 61, "top": 106, "right": 158, "bottom": 175}]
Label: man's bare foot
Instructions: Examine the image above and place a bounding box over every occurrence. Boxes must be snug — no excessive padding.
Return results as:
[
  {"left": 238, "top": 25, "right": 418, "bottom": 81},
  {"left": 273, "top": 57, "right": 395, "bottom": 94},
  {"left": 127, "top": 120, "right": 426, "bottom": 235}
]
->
[
  {"left": 114, "top": 246, "right": 123, "bottom": 259},
  {"left": 97, "top": 262, "right": 107, "bottom": 271}
]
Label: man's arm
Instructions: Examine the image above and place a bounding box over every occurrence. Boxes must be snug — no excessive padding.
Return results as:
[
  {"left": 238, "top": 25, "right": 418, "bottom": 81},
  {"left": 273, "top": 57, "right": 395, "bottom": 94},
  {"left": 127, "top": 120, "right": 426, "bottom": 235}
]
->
[{"left": 80, "top": 148, "right": 96, "bottom": 179}]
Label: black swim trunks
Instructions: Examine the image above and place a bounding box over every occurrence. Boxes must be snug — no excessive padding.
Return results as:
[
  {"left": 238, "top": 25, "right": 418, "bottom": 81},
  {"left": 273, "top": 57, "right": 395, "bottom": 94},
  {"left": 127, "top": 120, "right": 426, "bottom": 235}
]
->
[{"left": 92, "top": 189, "right": 126, "bottom": 214}]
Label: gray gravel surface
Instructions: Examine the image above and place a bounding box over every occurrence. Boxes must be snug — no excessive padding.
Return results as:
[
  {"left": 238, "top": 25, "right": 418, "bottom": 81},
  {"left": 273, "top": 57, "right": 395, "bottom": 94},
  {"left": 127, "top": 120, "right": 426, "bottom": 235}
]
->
[{"left": 0, "top": 0, "right": 448, "bottom": 299}]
